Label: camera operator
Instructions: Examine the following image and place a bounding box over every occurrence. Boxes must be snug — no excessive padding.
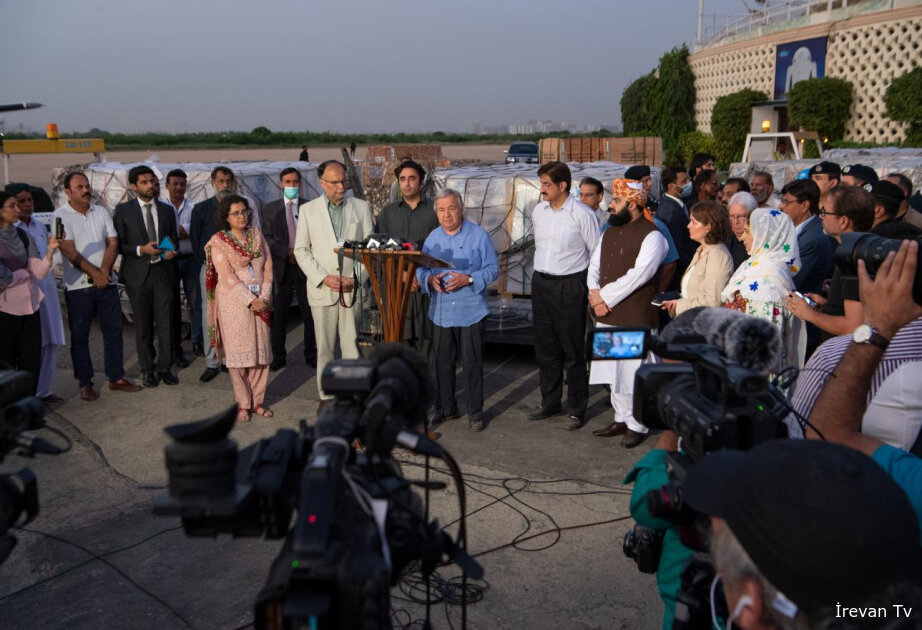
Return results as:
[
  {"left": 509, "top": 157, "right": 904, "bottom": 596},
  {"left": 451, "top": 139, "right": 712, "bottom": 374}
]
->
[
  {"left": 789, "top": 238, "right": 922, "bottom": 455},
  {"left": 682, "top": 439, "right": 922, "bottom": 629},
  {"left": 803, "top": 239, "right": 922, "bottom": 531},
  {"left": 623, "top": 306, "right": 784, "bottom": 628}
]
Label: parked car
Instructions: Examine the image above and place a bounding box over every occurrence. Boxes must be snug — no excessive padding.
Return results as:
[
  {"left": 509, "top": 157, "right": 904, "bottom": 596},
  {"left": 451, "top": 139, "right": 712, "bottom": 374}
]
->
[{"left": 504, "top": 142, "right": 539, "bottom": 164}]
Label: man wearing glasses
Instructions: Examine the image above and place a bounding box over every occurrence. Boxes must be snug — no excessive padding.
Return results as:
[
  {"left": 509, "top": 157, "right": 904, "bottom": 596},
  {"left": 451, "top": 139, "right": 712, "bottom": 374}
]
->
[
  {"left": 294, "top": 160, "right": 373, "bottom": 413},
  {"left": 785, "top": 185, "right": 874, "bottom": 343}
]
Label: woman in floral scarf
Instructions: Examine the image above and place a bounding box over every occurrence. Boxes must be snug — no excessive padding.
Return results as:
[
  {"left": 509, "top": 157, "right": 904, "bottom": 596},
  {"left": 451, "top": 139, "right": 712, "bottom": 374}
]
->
[
  {"left": 206, "top": 194, "right": 274, "bottom": 422},
  {"left": 720, "top": 207, "right": 805, "bottom": 373}
]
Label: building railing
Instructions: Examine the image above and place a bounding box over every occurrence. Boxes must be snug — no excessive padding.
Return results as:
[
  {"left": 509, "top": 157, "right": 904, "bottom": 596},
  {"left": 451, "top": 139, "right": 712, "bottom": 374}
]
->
[{"left": 697, "top": 0, "right": 867, "bottom": 50}]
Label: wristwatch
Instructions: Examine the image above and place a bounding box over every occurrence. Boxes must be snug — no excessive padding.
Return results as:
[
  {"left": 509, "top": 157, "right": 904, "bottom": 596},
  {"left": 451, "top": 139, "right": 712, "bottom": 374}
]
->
[
  {"left": 852, "top": 324, "right": 890, "bottom": 350},
  {"left": 467, "top": 275, "right": 474, "bottom": 285}
]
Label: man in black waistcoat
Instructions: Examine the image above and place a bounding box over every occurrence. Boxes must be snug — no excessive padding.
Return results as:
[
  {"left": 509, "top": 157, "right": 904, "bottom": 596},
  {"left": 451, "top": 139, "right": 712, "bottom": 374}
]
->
[{"left": 587, "top": 178, "right": 668, "bottom": 448}]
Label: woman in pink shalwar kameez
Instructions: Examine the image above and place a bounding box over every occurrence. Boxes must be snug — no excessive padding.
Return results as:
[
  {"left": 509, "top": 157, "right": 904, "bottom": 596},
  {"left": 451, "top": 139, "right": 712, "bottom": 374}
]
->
[{"left": 205, "top": 195, "right": 274, "bottom": 422}]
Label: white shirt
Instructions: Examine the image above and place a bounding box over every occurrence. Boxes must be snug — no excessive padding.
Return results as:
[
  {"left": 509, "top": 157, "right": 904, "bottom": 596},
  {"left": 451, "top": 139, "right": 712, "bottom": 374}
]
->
[
  {"left": 531, "top": 196, "right": 600, "bottom": 275},
  {"left": 794, "top": 213, "right": 816, "bottom": 237},
  {"left": 53, "top": 203, "right": 117, "bottom": 290},
  {"left": 135, "top": 198, "right": 160, "bottom": 260},
  {"left": 162, "top": 195, "right": 194, "bottom": 255},
  {"left": 664, "top": 193, "right": 688, "bottom": 218},
  {"left": 587, "top": 229, "right": 668, "bottom": 308}
]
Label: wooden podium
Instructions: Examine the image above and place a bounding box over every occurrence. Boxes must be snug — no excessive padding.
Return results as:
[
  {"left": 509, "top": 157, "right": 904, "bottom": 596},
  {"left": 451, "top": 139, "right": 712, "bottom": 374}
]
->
[{"left": 338, "top": 248, "right": 450, "bottom": 342}]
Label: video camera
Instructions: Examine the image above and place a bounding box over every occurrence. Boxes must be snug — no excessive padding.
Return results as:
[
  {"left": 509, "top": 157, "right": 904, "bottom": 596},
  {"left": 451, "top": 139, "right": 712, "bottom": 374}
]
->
[
  {"left": 835, "top": 232, "right": 922, "bottom": 304},
  {"left": 154, "top": 345, "right": 482, "bottom": 630},
  {"left": 0, "top": 369, "right": 64, "bottom": 566},
  {"left": 591, "top": 323, "right": 792, "bottom": 628}
]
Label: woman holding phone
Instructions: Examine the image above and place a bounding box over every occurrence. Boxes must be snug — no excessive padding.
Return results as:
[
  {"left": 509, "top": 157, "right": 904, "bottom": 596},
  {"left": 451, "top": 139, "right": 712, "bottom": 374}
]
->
[
  {"left": 0, "top": 190, "right": 60, "bottom": 394},
  {"left": 205, "top": 194, "right": 274, "bottom": 422},
  {"left": 660, "top": 201, "right": 734, "bottom": 317}
]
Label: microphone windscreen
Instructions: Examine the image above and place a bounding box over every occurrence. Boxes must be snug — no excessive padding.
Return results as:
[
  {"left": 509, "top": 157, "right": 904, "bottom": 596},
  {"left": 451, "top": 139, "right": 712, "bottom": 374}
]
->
[{"left": 661, "top": 307, "right": 781, "bottom": 375}]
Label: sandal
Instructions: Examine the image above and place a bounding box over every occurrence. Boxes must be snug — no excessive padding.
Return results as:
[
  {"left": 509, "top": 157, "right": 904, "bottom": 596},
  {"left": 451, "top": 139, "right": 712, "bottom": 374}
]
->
[
  {"left": 236, "top": 408, "right": 252, "bottom": 423},
  {"left": 253, "top": 405, "right": 274, "bottom": 418}
]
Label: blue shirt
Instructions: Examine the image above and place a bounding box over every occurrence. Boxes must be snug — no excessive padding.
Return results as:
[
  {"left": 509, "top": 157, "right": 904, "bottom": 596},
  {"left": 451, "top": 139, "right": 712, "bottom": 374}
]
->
[
  {"left": 602, "top": 217, "right": 680, "bottom": 265},
  {"left": 417, "top": 220, "right": 499, "bottom": 328},
  {"left": 872, "top": 444, "right": 922, "bottom": 543}
]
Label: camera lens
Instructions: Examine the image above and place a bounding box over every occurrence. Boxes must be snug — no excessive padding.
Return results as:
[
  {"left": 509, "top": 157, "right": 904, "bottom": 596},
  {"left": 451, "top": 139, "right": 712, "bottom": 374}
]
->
[{"left": 836, "top": 233, "right": 922, "bottom": 304}]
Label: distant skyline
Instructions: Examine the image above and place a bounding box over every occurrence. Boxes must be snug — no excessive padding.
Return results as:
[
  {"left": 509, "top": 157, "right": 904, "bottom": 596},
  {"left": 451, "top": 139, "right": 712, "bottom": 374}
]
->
[{"left": 1, "top": 0, "right": 746, "bottom": 135}]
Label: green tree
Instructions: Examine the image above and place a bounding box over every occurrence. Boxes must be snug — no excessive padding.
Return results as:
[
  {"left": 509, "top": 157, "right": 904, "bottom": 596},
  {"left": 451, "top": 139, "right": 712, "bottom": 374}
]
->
[
  {"left": 643, "top": 45, "right": 697, "bottom": 160},
  {"left": 251, "top": 126, "right": 272, "bottom": 137},
  {"left": 621, "top": 73, "right": 653, "bottom": 134},
  {"left": 711, "top": 88, "right": 767, "bottom": 163},
  {"left": 676, "top": 131, "right": 721, "bottom": 168},
  {"left": 788, "top": 77, "right": 853, "bottom": 141},
  {"left": 884, "top": 66, "right": 922, "bottom": 146}
]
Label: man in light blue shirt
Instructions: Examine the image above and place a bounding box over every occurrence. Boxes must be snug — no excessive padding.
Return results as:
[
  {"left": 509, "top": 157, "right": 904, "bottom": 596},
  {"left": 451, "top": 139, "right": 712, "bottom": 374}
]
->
[{"left": 417, "top": 188, "right": 498, "bottom": 431}]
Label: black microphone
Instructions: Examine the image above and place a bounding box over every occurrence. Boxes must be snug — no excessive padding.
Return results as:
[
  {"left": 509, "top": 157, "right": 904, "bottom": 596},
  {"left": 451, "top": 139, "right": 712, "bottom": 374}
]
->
[{"left": 14, "top": 432, "right": 63, "bottom": 455}]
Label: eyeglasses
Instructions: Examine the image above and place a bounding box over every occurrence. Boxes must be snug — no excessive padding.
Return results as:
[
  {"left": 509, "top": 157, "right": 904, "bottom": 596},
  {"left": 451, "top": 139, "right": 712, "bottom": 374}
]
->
[
  {"left": 818, "top": 210, "right": 840, "bottom": 217},
  {"left": 321, "top": 178, "right": 349, "bottom": 188},
  {"left": 228, "top": 210, "right": 251, "bottom": 217},
  {"left": 779, "top": 197, "right": 800, "bottom": 206}
]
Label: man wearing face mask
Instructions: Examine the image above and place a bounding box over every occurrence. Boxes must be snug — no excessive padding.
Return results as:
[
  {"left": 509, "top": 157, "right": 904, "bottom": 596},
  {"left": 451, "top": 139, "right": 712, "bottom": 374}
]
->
[
  {"left": 588, "top": 178, "right": 668, "bottom": 447},
  {"left": 261, "top": 167, "right": 317, "bottom": 371},
  {"left": 683, "top": 439, "right": 922, "bottom": 630},
  {"left": 656, "top": 166, "right": 697, "bottom": 292}
]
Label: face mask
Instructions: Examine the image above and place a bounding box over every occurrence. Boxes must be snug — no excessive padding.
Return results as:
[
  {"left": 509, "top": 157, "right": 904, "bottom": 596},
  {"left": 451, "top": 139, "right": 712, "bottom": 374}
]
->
[
  {"left": 681, "top": 181, "right": 694, "bottom": 197},
  {"left": 283, "top": 186, "right": 299, "bottom": 200}
]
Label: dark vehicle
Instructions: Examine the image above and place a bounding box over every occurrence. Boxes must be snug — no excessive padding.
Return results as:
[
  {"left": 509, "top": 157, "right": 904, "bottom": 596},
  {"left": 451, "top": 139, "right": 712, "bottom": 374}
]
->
[{"left": 504, "top": 142, "right": 539, "bottom": 164}]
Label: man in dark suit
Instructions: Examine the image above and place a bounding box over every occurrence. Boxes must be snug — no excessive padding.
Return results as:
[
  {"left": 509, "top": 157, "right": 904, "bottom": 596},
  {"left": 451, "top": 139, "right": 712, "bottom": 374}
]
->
[
  {"left": 655, "top": 166, "right": 697, "bottom": 292},
  {"left": 261, "top": 167, "right": 316, "bottom": 371},
  {"left": 113, "top": 165, "right": 179, "bottom": 387},
  {"left": 190, "top": 166, "right": 235, "bottom": 382}
]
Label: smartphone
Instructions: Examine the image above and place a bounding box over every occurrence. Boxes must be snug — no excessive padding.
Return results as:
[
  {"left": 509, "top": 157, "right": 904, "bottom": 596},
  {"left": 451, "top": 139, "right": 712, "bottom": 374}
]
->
[
  {"left": 589, "top": 327, "right": 651, "bottom": 361},
  {"left": 792, "top": 290, "right": 816, "bottom": 308},
  {"left": 54, "top": 217, "right": 64, "bottom": 239},
  {"left": 651, "top": 291, "right": 681, "bottom": 306}
]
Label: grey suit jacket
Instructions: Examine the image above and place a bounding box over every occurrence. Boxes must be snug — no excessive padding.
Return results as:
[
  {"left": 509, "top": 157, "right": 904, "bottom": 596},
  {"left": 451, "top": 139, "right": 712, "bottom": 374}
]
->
[{"left": 293, "top": 196, "right": 373, "bottom": 307}]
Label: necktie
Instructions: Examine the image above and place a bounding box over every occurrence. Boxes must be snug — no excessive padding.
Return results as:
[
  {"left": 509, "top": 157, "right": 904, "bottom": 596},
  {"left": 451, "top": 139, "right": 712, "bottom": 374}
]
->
[
  {"left": 144, "top": 203, "right": 158, "bottom": 261},
  {"left": 286, "top": 201, "right": 297, "bottom": 248}
]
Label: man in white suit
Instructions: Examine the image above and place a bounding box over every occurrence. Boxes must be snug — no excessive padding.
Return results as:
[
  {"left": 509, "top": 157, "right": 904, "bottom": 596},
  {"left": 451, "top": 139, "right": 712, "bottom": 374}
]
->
[{"left": 294, "top": 160, "right": 373, "bottom": 411}]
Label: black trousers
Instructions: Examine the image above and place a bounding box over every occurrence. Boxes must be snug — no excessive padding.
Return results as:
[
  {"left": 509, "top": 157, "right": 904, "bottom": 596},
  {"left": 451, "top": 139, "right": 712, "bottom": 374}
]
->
[
  {"left": 125, "top": 263, "right": 174, "bottom": 375},
  {"left": 432, "top": 318, "right": 485, "bottom": 416},
  {"left": 531, "top": 270, "right": 589, "bottom": 416},
  {"left": 0, "top": 310, "right": 42, "bottom": 395},
  {"left": 271, "top": 260, "right": 316, "bottom": 362}
]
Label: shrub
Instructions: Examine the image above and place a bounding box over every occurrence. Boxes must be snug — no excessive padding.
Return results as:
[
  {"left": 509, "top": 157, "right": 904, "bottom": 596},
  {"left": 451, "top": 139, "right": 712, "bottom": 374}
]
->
[
  {"left": 885, "top": 67, "right": 922, "bottom": 147},
  {"left": 788, "top": 77, "right": 853, "bottom": 141},
  {"left": 676, "top": 131, "right": 721, "bottom": 168},
  {"left": 621, "top": 73, "right": 654, "bottom": 134},
  {"left": 643, "top": 45, "right": 697, "bottom": 160},
  {"left": 711, "top": 88, "right": 768, "bottom": 163}
]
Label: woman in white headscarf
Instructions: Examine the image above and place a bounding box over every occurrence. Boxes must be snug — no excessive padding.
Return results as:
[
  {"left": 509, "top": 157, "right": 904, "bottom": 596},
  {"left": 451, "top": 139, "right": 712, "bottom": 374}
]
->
[{"left": 720, "top": 207, "right": 805, "bottom": 373}]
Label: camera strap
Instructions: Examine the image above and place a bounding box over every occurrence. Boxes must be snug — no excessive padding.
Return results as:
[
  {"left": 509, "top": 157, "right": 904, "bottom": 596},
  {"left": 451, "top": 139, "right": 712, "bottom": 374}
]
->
[{"left": 336, "top": 246, "right": 358, "bottom": 308}]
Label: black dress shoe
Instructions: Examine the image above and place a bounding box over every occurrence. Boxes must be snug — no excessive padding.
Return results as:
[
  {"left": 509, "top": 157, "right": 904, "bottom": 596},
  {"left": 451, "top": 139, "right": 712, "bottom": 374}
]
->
[
  {"left": 622, "top": 429, "right": 650, "bottom": 449},
  {"left": 142, "top": 373, "right": 159, "bottom": 388},
  {"left": 200, "top": 367, "right": 221, "bottom": 382},
  {"left": 427, "top": 408, "right": 460, "bottom": 426},
  {"left": 593, "top": 422, "right": 628, "bottom": 437},
  {"left": 173, "top": 355, "right": 190, "bottom": 369},
  {"left": 564, "top": 415, "right": 585, "bottom": 431},
  {"left": 270, "top": 358, "right": 286, "bottom": 372},
  {"left": 159, "top": 371, "right": 179, "bottom": 385},
  {"left": 468, "top": 412, "right": 484, "bottom": 432},
  {"left": 527, "top": 405, "right": 564, "bottom": 421},
  {"left": 192, "top": 343, "right": 205, "bottom": 357}
]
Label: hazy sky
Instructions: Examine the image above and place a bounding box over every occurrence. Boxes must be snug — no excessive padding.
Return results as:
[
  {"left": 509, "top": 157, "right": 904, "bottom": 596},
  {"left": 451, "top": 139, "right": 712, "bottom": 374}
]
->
[{"left": 1, "top": 0, "right": 745, "bottom": 134}]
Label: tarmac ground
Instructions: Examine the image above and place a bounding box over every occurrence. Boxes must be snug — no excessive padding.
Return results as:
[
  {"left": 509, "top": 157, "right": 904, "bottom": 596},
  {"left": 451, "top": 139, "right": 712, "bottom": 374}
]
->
[{"left": 0, "top": 313, "right": 665, "bottom": 630}]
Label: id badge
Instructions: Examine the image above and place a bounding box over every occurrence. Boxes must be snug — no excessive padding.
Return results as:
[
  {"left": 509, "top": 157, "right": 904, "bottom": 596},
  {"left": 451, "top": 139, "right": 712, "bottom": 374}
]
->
[{"left": 247, "top": 283, "right": 261, "bottom": 294}]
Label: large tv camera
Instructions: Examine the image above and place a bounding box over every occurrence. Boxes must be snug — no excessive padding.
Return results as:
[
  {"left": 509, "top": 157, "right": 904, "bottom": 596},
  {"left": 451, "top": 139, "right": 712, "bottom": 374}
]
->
[
  {"left": 0, "top": 369, "right": 65, "bottom": 566},
  {"left": 154, "top": 345, "right": 482, "bottom": 630},
  {"left": 591, "top": 316, "right": 793, "bottom": 629}
]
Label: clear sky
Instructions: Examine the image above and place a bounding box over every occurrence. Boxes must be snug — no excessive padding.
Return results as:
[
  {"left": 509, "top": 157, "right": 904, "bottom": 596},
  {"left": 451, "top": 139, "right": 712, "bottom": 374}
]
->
[{"left": 0, "top": 0, "right": 746, "bottom": 134}]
